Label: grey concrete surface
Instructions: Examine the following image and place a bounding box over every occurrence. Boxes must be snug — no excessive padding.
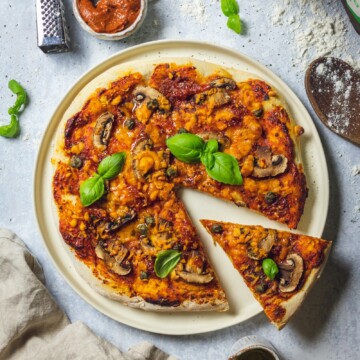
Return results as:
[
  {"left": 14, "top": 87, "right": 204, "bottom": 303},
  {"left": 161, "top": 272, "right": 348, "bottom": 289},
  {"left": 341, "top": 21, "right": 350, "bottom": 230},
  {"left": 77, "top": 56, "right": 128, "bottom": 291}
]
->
[{"left": 0, "top": 1, "right": 359, "bottom": 359}]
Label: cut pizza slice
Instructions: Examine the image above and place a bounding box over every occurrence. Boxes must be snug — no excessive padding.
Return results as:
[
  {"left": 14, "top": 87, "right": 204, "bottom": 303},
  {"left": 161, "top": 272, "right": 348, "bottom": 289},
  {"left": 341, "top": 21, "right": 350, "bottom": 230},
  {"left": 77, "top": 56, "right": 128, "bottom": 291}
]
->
[{"left": 201, "top": 220, "right": 332, "bottom": 329}]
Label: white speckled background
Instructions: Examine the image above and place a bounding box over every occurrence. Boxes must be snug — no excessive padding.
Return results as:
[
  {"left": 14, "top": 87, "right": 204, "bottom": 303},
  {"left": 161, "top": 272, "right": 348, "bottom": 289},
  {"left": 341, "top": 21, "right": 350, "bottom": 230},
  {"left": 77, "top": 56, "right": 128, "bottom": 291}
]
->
[{"left": 0, "top": 1, "right": 359, "bottom": 359}]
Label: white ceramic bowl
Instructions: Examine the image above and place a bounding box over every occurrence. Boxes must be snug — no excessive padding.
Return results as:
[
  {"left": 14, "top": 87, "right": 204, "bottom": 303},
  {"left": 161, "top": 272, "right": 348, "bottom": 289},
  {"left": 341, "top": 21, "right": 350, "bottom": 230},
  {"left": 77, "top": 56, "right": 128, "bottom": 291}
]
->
[{"left": 73, "top": 0, "right": 148, "bottom": 40}]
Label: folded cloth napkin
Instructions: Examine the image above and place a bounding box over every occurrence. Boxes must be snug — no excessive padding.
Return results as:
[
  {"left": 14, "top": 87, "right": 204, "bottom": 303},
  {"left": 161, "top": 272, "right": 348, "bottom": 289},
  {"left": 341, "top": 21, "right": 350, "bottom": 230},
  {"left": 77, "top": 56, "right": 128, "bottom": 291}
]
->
[{"left": 0, "top": 229, "right": 177, "bottom": 360}]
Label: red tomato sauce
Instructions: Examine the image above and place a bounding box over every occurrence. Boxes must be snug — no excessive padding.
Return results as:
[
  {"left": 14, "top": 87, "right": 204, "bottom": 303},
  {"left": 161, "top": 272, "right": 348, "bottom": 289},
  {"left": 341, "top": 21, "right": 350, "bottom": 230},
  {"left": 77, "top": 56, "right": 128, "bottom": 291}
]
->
[{"left": 77, "top": 0, "right": 141, "bottom": 34}]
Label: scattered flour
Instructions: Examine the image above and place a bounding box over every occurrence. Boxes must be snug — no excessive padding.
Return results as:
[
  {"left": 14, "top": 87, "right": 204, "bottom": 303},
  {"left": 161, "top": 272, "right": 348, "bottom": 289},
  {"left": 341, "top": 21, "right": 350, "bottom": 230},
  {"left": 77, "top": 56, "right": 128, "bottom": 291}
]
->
[
  {"left": 352, "top": 165, "right": 360, "bottom": 177},
  {"left": 271, "top": 0, "right": 357, "bottom": 69},
  {"left": 178, "top": 0, "right": 217, "bottom": 25}
]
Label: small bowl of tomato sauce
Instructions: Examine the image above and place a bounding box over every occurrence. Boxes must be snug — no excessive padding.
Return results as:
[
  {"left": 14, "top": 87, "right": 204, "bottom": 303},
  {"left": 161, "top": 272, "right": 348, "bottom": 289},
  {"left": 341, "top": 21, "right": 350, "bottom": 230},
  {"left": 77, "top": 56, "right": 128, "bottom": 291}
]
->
[{"left": 73, "top": 0, "right": 148, "bottom": 40}]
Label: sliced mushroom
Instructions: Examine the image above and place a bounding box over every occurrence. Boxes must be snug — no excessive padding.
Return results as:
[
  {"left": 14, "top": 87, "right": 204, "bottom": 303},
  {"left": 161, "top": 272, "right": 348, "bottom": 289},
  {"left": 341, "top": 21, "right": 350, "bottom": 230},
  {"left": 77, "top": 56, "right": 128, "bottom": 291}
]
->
[
  {"left": 209, "top": 77, "right": 237, "bottom": 90},
  {"left": 133, "top": 85, "right": 163, "bottom": 104},
  {"left": 104, "top": 210, "right": 137, "bottom": 233},
  {"left": 95, "top": 241, "right": 131, "bottom": 276},
  {"left": 177, "top": 271, "right": 213, "bottom": 284},
  {"left": 93, "top": 112, "right": 114, "bottom": 151},
  {"left": 247, "top": 230, "right": 276, "bottom": 260},
  {"left": 252, "top": 146, "right": 288, "bottom": 178},
  {"left": 197, "top": 131, "right": 231, "bottom": 150},
  {"left": 278, "top": 253, "right": 303, "bottom": 293},
  {"left": 195, "top": 88, "right": 231, "bottom": 107},
  {"left": 133, "top": 85, "right": 170, "bottom": 113},
  {"left": 177, "top": 251, "right": 213, "bottom": 284}
]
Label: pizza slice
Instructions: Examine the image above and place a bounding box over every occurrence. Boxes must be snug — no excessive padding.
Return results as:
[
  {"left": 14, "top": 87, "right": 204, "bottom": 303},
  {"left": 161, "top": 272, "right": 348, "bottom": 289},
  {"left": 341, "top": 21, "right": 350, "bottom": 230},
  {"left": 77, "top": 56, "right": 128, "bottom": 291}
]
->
[{"left": 201, "top": 220, "right": 332, "bottom": 328}]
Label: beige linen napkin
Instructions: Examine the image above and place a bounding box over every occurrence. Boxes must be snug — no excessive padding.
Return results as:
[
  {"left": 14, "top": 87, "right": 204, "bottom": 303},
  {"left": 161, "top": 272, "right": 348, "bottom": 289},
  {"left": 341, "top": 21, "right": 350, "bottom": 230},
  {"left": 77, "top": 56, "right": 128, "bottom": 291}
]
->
[{"left": 0, "top": 229, "right": 177, "bottom": 360}]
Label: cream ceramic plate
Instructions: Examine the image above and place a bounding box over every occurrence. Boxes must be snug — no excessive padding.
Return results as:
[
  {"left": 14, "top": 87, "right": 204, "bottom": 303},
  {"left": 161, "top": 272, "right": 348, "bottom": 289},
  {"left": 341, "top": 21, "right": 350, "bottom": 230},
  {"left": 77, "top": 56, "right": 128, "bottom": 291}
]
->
[{"left": 34, "top": 40, "right": 329, "bottom": 335}]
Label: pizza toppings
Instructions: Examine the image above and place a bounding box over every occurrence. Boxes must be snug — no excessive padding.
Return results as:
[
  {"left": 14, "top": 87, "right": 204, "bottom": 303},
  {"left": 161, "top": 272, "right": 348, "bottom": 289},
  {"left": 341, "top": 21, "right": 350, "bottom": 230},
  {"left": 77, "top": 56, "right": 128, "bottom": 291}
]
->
[
  {"left": 101, "top": 210, "right": 137, "bottom": 233},
  {"left": 70, "top": 155, "right": 83, "bottom": 169},
  {"left": 95, "top": 241, "right": 132, "bottom": 276},
  {"left": 209, "top": 77, "right": 237, "bottom": 91},
  {"left": 93, "top": 112, "right": 114, "bottom": 150},
  {"left": 177, "top": 251, "right": 214, "bottom": 284},
  {"left": 247, "top": 230, "right": 276, "bottom": 260},
  {"left": 278, "top": 253, "right": 304, "bottom": 293},
  {"left": 133, "top": 85, "right": 171, "bottom": 122},
  {"left": 252, "top": 146, "right": 288, "bottom": 178},
  {"left": 195, "top": 88, "right": 231, "bottom": 107}
]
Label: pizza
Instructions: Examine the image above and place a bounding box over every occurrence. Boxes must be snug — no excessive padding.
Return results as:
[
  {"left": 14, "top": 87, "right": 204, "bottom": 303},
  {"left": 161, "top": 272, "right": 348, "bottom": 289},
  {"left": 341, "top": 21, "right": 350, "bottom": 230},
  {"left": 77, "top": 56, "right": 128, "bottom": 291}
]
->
[
  {"left": 52, "top": 58, "right": 307, "bottom": 311},
  {"left": 201, "top": 220, "right": 332, "bottom": 328}
]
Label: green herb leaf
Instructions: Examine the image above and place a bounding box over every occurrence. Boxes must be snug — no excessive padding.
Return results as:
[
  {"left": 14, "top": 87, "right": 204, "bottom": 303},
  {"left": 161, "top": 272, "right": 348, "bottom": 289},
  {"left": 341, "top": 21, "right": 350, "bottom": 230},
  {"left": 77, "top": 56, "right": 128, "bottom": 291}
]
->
[
  {"left": 154, "top": 250, "right": 181, "bottom": 278},
  {"left": 201, "top": 152, "right": 215, "bottom": 169},
  {"left": 80, "top": 174, "right": 105, "bottom": 207},
  {"left": 205, "top": 152, "right": 243, "bottom": 185},
  {"left": 166, "top": 133, "right": 205, "bottom": 163},
  {"left": 227, "top": 14, "right": 242, "bottom": 34},
  {"left": 262, "top": 258, "right": 279, "bottom": 280},
  {"left": 221, "top": 0, "right": 239, "bottom": 16},
  {"left": 98, "top": 152, "right": 126, "bottom": 180},
  {"left": 0, "top": 114, "right": 20, "bottom": 138},
  {"left": 204, "top": 139, "right": 218, "bottom": 154},
  {"left": 8, "top": 80, "right": 27, "bottom": 115}
]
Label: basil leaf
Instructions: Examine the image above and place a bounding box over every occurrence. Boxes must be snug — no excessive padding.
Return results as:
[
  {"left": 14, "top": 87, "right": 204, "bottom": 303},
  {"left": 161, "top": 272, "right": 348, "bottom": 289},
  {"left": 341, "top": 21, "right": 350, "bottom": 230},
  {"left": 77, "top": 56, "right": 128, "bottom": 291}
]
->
[
  {"left": 262, "top": 258, "right": 279, "bottom": 280},
  {"left": 0, "top": 115, "right": 20, "bottom": 138},
  {"left": 80, "top": 174, "right": 105, "bottom": 207},
  {"left": 8, "top": 80, "right": 27, "bottom": 115},
  {"left": 227, "top": 14, "right": 242, "bottom": 34},
  {"left": 204, "top": 139, "right": 218, "bottom": 155},
  {"left": 205, "top": 152, "right": 243, "bottom": 185},
  {"left": 98, "top": 152, "right": 126, "bottom": 180},
  {"left": 154, "top": 250, "right": 181, "bottom": 278},
  {"left": 221, "top": 0, "right": 239, "bottom": 16},
  {"left": 201, "top": 152, "right": 215, "bottom": 169},
  {"left": 166, "top": 133, "right": 205, "bottom": 163}
]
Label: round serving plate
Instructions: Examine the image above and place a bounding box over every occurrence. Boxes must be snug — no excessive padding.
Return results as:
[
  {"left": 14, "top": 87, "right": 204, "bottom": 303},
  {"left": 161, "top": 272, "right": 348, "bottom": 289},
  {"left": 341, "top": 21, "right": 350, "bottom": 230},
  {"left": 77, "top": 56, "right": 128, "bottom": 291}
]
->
[{"left": 34, "top": 40, "right": 329, "bottom": 335}]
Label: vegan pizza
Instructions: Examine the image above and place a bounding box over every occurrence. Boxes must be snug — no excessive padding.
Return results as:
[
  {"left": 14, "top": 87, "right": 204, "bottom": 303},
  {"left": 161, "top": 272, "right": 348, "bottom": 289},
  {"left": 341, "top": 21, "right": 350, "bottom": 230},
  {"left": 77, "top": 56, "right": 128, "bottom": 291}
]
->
[{"left": 52, "top": 58, "right": 308, "bottom": 312}]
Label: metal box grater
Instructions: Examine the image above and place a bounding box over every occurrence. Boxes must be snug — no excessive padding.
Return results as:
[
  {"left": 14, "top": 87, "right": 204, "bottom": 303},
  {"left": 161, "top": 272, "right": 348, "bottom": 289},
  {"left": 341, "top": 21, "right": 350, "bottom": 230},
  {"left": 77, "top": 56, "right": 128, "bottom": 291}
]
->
[{"left": 36, "top": 0, "right": 71, "bottom": 53}]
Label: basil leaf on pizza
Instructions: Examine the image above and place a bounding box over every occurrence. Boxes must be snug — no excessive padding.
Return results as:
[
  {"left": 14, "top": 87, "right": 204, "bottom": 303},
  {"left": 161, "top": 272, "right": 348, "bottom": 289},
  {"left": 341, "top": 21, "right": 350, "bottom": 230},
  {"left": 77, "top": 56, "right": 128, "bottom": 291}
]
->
[
  {"left": 262, "top": 258, "right": 279, "bottom": 280},
  {"left": 204, "top": 139, "right": 218, "bottom": 155},
  {"left": 80, "top": 174, "right": 105, "bottom": 207},
  {"left": 98, "top": 152, "right": 126, "bottom": 180},
  {"left": 205, "top": 152, "right": 243, "bottom": 185},
  {"left": 166, "top": 133, "right": 205, "bottom": 163},
  {"left": 154, "top": 250, "right": 181, "bottom": 278}
]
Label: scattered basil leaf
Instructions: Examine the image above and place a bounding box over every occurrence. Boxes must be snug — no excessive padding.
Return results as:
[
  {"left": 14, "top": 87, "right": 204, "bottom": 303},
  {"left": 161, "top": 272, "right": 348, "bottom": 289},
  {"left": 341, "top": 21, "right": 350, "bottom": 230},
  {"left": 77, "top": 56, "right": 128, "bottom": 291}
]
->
[
  {"left": 166, "top": 133, "right": 205, "bottom": 163},
  {"left": 0, "top": 80, "right": 27, "bottom": 139},
  {"left": 205, "top": 152, "right": 243, "bottom": 185},
  {"left": 221, "top": 0, "right": 239, "bottom": 17},
  {"left": 154, "top": 250, "right": 181, "bottom": 278},
  {"left": 204, "top": 139, "right": 218, "bottom": 155},
  {"left": 227, "top": 14, "right": 242, "bottom": 34},
  {"left": 98, "top": 152, "right": 126, "bottom": 180},
  {"left": 0, "top": 115, "right": 20, "bottom": 138},
  {"left": 8, "top": 80, "right": 27, "bottom": 115},
  {"left": 262, "top": 258, "right": 279, "bottom": 280},
  {"left": 80, "top": 174, "right": 105, "bottom": 207}
]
